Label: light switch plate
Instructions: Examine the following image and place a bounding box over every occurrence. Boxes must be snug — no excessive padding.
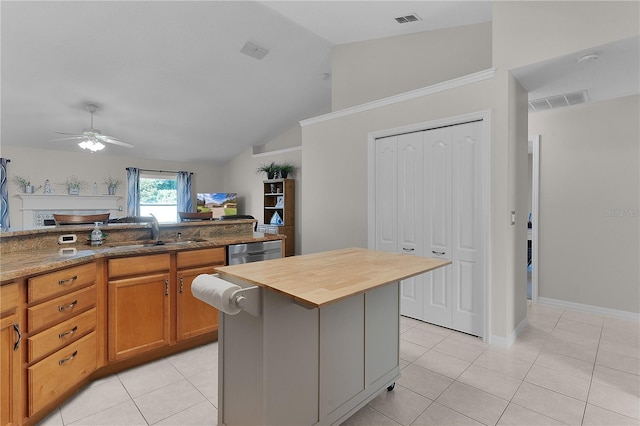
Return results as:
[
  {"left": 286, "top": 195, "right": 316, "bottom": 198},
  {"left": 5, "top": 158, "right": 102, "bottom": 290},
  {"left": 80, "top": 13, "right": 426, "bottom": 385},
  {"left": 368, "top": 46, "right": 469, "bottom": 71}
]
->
[{"left": 510, "top": 211, "right": 516, "bottom": 225}]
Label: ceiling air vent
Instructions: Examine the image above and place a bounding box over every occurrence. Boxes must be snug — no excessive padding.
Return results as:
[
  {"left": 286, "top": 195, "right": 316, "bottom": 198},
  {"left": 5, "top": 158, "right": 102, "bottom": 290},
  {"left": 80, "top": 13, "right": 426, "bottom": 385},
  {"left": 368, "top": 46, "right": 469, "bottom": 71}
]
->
[
  {"left": 240, "top": 42, "right": 269, "bottom": 60},
  {"left": 395, "top": 13, "right": 421, "bottom": 24},
  {"left": 528, "top": 90, "right": 589, "bottom": 112}
]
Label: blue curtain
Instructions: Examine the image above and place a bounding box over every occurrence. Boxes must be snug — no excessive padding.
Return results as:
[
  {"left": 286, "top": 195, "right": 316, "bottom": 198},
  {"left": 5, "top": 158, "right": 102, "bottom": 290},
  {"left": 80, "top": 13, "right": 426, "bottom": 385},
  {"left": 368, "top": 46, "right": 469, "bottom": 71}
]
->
[
  {"left": 0, "top": 158, "right": 9, "bottom": 230},
  {"left": 126, "top": 167, "right": 140, "bottom": 217},
  {"left": 176, "top": 171, "right": 193, "bottom": 219}
]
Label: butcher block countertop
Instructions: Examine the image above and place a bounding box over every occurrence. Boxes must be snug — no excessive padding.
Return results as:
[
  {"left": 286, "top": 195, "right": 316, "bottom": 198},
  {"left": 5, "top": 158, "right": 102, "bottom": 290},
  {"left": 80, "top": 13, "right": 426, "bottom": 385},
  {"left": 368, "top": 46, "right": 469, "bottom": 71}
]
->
[{"left": 215, "top": 247, "right": 450, "bottom": 307}]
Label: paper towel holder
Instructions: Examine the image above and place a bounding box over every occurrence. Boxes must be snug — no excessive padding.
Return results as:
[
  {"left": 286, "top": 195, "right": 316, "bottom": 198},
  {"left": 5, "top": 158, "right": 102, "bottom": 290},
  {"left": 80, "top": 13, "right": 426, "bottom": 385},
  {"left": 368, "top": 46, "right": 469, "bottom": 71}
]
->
[{"left": 230, "top": 286, "right": 261, "bottom": 317}]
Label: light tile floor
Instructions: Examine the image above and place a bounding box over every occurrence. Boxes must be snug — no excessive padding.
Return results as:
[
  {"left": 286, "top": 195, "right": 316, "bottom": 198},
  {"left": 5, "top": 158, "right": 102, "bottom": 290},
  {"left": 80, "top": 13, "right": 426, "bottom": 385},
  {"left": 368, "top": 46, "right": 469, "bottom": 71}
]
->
[{"left": 38, "top": 303, "right": 639, "bottom": 425}]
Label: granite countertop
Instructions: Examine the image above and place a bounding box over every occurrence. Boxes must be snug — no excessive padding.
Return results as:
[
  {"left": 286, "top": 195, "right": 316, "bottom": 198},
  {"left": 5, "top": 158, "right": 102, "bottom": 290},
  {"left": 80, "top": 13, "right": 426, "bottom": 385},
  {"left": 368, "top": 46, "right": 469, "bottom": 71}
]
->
[
  {"left": 216, "top": 247, "right": 450, "bottom": 307},
  {"left": 0, "top": 232, "right": 283, "bottom": 283}
]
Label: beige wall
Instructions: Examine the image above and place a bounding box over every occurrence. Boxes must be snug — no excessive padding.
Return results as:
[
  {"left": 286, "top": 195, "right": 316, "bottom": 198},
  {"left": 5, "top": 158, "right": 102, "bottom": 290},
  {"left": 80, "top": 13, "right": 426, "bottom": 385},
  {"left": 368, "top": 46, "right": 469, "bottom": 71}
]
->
[
  {"left": 1, "top": 145, "right": 223, "bottom": 229},
  {"left": 331, "top": 22, "right": 492, "bottom": 110},
  {"left": 493, "top": 1, "right": 639, "bottom": 70},
  {"left": 223, "top": 145, "right": 302, "bottom": 255},
  {"left": 529, "top": 95, "right": 639, "bottom": 313}
]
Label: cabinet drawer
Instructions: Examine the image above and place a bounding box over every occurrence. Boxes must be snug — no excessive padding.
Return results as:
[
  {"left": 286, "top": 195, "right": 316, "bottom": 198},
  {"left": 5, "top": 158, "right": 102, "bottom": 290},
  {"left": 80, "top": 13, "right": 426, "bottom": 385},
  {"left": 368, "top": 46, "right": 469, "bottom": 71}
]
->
[
  {"left": 27, "top": 285, "right": 95, "bottom": 333},
  {"left": 108, "top": 253, "right": 170, "bottom": 279},
  {"left": 1, "top": 281, "right": 19, "bottom": 316},
  {"left": 177, "top": 247, "right": 225, "bottom": 269},
  {"left": 27, "top": 308, "right": 96, "bottom": 363},
  {"left": 28, "top": 262, "right": 96, "bottom": 303},
  {"left": 28, "top": 331, "right": 96, "bottom": 416}
]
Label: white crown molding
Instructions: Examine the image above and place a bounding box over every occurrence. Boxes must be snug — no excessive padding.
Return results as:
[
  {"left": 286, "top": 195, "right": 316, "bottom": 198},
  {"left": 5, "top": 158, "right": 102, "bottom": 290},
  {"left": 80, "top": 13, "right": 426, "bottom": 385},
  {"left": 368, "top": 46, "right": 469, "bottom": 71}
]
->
[
  {"left": 300, "top": 68, "right": 496, "bottom": 127},
  {"left": 252, "top": 146, "right": 302, "bottom": 158}
]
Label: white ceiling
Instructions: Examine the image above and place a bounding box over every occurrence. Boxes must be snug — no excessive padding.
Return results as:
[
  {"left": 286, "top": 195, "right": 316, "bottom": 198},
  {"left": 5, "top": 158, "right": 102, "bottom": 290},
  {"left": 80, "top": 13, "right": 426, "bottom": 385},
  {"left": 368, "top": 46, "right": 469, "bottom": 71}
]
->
[
  {"left": 0, "top": 1, "right": 491, "bottom": 164},
  {"left": 2, "top": 1, "right": 636, "bottom": 164}
]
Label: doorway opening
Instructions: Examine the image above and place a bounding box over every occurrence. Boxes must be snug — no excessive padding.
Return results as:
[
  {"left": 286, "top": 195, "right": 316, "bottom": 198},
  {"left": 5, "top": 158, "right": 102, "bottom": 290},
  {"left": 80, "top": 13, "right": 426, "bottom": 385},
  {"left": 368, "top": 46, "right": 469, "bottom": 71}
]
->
[{"left": 528, "top": 135, "right": 540, "bottom": 302}]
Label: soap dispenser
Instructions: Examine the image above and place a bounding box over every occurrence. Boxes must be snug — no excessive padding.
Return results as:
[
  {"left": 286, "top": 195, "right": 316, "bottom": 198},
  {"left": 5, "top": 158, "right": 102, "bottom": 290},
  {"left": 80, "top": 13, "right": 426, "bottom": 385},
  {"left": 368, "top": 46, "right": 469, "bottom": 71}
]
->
[{"left": 91, "top": 222, "right": 103, "bottom": 246}]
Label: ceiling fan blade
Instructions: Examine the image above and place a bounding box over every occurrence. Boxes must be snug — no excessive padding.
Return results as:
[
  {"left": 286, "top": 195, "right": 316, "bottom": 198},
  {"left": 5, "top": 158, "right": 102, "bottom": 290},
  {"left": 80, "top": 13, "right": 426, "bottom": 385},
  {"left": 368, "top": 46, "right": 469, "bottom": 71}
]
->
[
  {"left": 55, "top": 131, "right": 85, "bottom": 135},
  {"left": 102, "top": 137, "right": 134, "bottom": 148},
  {"left": 50, "top": 136, "right": 84, "bottom": 141}
]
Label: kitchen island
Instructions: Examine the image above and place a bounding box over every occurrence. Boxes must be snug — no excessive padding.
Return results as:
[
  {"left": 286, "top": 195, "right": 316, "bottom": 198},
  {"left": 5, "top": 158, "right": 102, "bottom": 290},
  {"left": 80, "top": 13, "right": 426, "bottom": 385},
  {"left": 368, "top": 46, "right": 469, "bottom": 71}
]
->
[{"left": 214, "top": 248, "right": 449, "bottom": 426}]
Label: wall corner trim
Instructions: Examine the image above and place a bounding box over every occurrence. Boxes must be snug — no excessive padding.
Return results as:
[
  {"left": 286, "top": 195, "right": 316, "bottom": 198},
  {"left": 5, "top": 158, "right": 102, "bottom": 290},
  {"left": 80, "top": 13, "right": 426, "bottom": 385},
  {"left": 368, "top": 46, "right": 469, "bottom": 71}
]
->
[
  {"left": 300, "top": 68, "right": 496, "bottom": 127},
  {"left": 490, "top": 316, "right": 528, "bottom": 348}
]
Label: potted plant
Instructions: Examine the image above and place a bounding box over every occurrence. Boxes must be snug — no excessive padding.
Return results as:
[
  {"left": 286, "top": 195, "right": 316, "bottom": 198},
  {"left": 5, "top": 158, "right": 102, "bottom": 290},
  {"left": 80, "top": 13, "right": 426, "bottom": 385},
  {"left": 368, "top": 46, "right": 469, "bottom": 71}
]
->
[
  {"left": 65, "top": 175, "right": 87, "bottom": 195},
  {"left": 256, "top": 162, "right": 278, "bottom": 180},
  {"left": 13, "top": 175, "right": 33, "bottom": 193},
  {"left": 104, "top": 176, "right": 121, "bottom": 195},
  {"left": 276, "top": 161, "right": 296, "bottom": 179}
]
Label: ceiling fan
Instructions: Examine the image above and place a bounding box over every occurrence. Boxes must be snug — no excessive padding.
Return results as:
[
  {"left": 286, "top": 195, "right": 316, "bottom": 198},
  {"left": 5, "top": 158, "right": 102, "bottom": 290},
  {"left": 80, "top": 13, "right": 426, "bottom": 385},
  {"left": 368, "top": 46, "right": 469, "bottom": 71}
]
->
[{"left": 51, "top": 104, "right": 134, "bottom": 152}]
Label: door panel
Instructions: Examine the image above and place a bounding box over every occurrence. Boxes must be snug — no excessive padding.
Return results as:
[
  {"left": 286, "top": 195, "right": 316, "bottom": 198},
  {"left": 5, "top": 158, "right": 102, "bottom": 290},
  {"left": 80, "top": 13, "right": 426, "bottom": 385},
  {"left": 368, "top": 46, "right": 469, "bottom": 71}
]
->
[
  {"left": 452, "top": 121, "right": 484, "bottom": 336},
  {"left": 423, "top": 128, "right": 453, "bottom": 327},
  {"left": 375, "top": 136, "right": 398, "bottom": 254}
]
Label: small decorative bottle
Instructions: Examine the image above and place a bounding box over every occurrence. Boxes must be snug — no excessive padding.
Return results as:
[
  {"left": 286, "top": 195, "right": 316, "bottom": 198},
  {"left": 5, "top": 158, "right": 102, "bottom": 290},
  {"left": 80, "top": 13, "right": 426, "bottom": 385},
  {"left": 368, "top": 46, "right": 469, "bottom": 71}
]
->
[{"left": 91, "top": 222, "right": 102, "bottom": 246}]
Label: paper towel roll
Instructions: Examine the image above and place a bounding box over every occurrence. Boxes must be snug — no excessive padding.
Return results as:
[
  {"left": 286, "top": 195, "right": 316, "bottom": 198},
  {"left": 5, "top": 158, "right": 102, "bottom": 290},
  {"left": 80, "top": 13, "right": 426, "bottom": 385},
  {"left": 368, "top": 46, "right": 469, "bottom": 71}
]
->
[{"left": 192, "top": 274, "right": 242, "bottom": 315}]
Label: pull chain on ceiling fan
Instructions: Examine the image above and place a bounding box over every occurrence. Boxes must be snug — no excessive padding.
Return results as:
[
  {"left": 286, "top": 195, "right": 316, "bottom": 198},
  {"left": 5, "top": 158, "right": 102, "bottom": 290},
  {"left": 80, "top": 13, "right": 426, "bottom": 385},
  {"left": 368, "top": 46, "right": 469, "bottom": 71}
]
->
[{"left": 51, "top": 104, "right": 134, "bottom": 152}]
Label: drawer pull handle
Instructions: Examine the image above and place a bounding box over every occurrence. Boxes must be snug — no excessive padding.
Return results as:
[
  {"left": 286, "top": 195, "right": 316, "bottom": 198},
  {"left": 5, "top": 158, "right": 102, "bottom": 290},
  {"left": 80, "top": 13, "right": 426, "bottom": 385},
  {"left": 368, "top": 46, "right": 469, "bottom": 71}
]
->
[
  {"left": 402, "top": 248, "right": 415, "bottom": 252},
  {"left": 59, "top": 326, "right": 78, "bottom": 339},
  {"left": 58, "top": 350, "right": 78, "bottom": 366},
  {"left": 432, "top": 251, "right": 446, "bottom": 256},
  {"left": 13, "top": 324, "right": 21, "bottom": 351},
  {"left": 58, "top": 275, "right": 78, "bottom": 285},
  {"left": 58, "top": 300, "right": 78, "bottom": 312},
  {"left": 165, "top": 279, "right": 169, "bottom": 296},
  {"left": 179, "top": 276, "right": 184, "bottom": 294}
]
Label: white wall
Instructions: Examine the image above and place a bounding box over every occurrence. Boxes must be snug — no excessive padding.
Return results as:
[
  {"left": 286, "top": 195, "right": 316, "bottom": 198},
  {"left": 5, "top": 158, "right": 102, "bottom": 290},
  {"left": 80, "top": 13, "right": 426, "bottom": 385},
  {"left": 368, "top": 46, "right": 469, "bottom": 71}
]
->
[
  {"left": 331, "top": 22, "right": 492, "bottom": 110},
  {"left": 1, "top": 145, "right": 223, "bottom": 229},
  {"left": 529, "top": 95, "right": 639, "bottom": 313}
]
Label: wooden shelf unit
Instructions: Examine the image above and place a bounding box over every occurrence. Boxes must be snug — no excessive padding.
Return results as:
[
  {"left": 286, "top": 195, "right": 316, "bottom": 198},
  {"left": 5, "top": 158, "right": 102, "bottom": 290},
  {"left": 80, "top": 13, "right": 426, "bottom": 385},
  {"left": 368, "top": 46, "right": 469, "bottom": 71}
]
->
[{"left": 263, "top": 179, "right": 294, "bottom": 257}]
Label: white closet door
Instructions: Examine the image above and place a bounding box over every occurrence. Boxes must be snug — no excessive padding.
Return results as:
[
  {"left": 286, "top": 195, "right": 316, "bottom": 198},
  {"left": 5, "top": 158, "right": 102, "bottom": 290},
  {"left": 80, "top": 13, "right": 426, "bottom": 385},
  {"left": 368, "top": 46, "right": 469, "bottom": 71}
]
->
[
  {"left": 397, "top": 132, "right": 424, "bottom": 319},
  {"left": 451, "top": 121, "right": 484, "bottom": 336},
  {"left": 423, "top": 128, "right": 453, "bottom": 328},
  {"left": 375, "top": 136, "right": 398, "bottom": 255}
]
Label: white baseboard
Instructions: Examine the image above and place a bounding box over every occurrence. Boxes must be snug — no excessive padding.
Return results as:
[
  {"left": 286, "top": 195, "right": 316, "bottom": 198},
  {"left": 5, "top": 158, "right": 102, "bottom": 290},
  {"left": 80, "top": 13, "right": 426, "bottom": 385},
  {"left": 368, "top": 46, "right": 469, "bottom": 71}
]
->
[
  {"left": 538, "top": 297, "right": 640, "bottom": 322},
  {"left": 491, "top": 316, "right": 529, "bottom": 348}
]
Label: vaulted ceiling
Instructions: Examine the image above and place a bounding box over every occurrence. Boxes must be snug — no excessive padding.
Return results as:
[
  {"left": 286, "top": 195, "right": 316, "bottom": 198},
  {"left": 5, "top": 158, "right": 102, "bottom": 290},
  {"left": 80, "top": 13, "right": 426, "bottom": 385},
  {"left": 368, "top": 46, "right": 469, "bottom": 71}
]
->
[{"left": 0, "top": 1, "right": 491, "bottom": 164}]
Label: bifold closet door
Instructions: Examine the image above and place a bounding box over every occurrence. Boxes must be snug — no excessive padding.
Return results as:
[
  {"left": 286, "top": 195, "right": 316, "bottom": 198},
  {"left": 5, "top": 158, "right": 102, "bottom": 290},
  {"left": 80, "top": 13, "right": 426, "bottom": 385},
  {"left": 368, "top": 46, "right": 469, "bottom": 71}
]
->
[
  {"left": 374, "top": 133, "right": 424, "bottom": 319},
  {"left": 450, "top": 121, "right": 484, "bottom": 336},
  {"left": 422, "top": 128, "right": 453, "bottom": 328}
]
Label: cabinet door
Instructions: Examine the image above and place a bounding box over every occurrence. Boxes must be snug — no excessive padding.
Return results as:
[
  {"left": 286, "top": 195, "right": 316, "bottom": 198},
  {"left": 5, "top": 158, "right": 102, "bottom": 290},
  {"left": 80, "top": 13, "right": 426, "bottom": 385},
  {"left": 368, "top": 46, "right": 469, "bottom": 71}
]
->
[
  {"left": 177, "top": 266, "right": 218, "bottom": 341},
  {"left": 108, "top": 273, "right": 170, "bottom": 361},
  {"left": 1, "top": 316, "right": 20, "bottom": 426}
]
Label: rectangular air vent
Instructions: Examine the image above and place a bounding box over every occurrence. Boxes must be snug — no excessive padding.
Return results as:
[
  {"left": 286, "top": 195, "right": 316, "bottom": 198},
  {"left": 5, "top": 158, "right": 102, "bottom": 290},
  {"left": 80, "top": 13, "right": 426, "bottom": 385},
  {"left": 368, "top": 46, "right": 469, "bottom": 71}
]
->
[
  {"left": 395, "top": 13, "right": 421, "bottom": 24},
  {"left": 240, "top": 42, "right": 269, "bottom": 60},
  {"left": 528, "top": 90, "right": 589, "bottom": 112}
]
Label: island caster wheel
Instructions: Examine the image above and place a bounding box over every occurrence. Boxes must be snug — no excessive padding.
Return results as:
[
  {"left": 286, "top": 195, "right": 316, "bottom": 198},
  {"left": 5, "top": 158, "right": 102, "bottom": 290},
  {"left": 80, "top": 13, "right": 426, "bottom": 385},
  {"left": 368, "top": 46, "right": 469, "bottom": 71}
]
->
[{"left": 387, "top": 383, "right": 395, "bottom": 391}]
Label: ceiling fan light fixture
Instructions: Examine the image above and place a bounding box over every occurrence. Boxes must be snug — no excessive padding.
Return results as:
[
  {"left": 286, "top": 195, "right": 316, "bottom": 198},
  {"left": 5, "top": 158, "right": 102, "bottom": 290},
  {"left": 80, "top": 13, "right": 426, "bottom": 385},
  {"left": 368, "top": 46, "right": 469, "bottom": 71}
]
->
[{"left": 78, "top": 140, "right": 106, "bottom": 152}]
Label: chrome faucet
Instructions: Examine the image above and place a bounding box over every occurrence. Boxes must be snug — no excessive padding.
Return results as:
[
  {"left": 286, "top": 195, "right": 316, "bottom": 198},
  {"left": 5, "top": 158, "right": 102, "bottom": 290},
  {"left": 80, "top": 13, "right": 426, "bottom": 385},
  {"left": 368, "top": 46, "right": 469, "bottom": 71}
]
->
[{"left": 149, "top": 213, "right": 160, "bottom": 241}]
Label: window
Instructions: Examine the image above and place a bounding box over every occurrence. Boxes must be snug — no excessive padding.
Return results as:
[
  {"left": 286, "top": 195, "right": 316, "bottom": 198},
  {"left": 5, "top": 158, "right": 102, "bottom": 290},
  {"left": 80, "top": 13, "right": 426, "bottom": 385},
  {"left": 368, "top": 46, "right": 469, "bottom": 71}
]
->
[{"left": 139, "top": 173, "right": 178, "bottom": 223}]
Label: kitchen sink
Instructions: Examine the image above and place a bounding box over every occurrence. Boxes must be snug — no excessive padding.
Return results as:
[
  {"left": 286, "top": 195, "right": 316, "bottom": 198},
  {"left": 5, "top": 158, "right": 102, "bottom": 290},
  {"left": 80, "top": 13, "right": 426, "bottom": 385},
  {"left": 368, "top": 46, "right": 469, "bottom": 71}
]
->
[{"left": 105, "top": 239, "right": 207, "bottom": 249}]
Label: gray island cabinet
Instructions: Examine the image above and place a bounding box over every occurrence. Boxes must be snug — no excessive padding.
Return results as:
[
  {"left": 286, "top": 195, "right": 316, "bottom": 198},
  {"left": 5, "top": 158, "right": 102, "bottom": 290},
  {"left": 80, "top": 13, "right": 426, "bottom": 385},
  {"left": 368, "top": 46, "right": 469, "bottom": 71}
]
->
[{"left": 214, "top": 247, "right": 449, "bottom": 426}]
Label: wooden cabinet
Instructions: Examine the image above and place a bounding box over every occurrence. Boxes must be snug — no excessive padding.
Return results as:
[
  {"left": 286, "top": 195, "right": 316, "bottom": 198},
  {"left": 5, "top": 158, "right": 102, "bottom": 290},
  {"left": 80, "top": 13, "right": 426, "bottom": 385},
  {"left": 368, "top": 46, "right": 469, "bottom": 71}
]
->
[
  {"left": 108, "top": 254, "right": 170, "bottom": 361},
  {"left": 176, "top": 248, "right": 225, "bottom": 341},
  {"left": 263, "top": 178, "right": 294, "bottom": 257},
  {"left": 1, "top": 281, "right": 22, "bottom": 426},
  {"left": 25, "top": 262, "right": 98, "bottom": 417}
]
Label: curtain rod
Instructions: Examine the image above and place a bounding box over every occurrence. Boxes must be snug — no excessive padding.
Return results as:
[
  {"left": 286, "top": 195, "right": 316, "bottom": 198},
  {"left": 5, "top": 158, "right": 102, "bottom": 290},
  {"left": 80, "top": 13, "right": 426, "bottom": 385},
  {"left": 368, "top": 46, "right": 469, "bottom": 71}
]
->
[{"left": 137, "top": 168, "right": 192, "bottom": 175}]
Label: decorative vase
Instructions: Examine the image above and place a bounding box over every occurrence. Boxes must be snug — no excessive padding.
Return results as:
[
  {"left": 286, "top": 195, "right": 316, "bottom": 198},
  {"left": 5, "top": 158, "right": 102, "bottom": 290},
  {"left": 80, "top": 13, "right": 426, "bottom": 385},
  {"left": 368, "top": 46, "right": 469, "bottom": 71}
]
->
[
  {"left": 108, "top": 185, "right": 116, "bottom": 195},
  {"left": 68, "top": 187, "right": 79, "bottom": 195}
]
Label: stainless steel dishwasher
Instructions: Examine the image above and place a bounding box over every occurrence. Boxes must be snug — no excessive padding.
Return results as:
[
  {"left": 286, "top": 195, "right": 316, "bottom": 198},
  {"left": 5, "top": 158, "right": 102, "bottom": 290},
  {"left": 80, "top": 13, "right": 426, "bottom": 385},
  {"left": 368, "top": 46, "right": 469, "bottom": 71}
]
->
[{"left": 227, "top": 240, "right": 283, "bottom": 265}]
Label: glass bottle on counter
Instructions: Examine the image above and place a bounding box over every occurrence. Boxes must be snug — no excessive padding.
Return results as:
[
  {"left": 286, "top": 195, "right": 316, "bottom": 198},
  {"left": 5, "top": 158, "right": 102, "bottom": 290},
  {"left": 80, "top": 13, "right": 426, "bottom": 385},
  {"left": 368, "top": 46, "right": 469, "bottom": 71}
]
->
[{"left": 91, "top": 222, "right": 103, "bottom": 246}]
